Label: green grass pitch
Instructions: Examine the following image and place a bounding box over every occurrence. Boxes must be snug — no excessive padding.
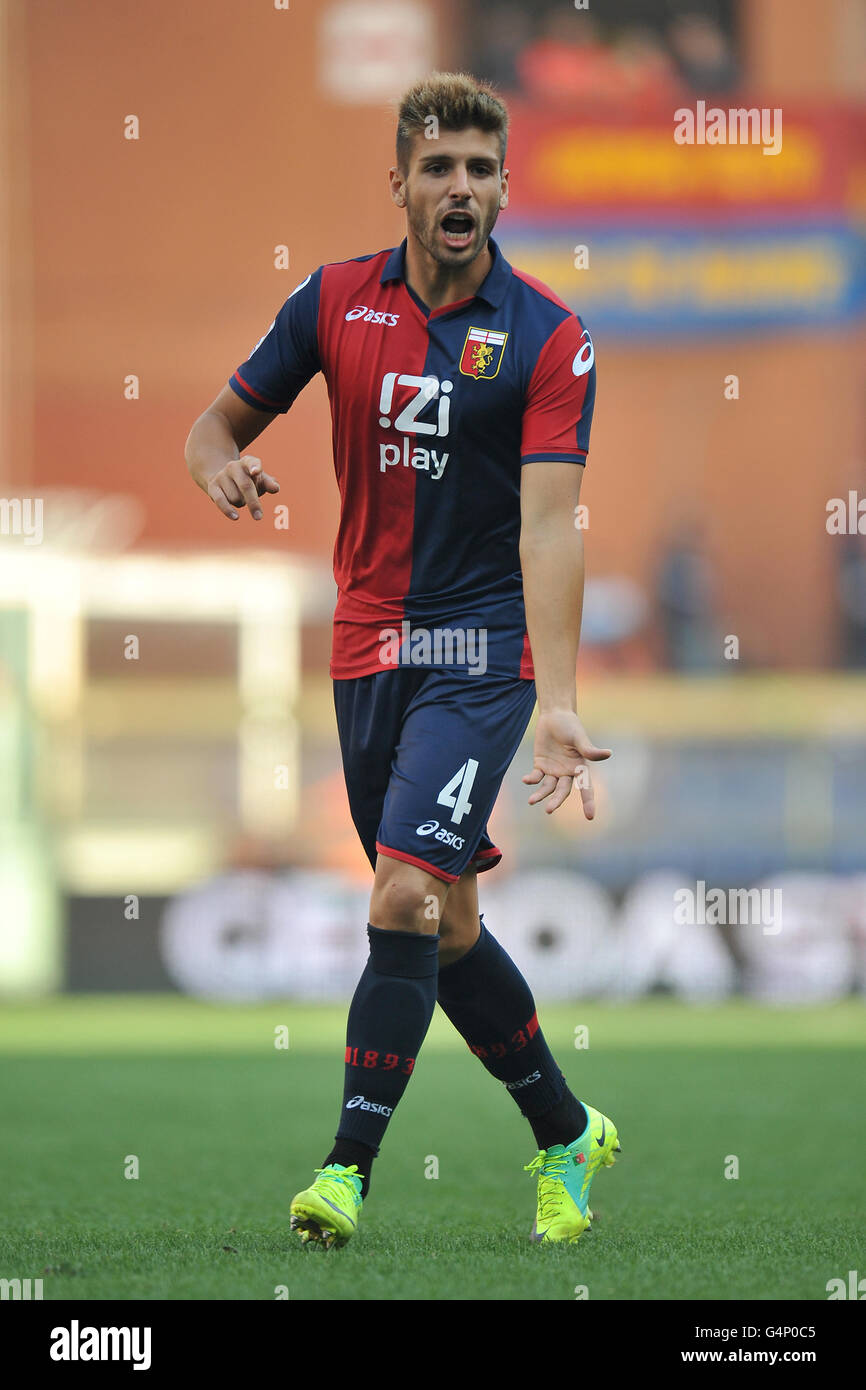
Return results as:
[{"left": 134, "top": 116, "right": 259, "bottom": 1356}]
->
[{"left": 0, "top": 997, "right": 864, "bottom": 1301}]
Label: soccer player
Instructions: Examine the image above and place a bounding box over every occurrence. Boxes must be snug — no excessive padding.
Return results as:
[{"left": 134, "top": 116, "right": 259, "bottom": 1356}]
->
[{"left": 185, "top": 72, "right": 620, "bottom": 1248}]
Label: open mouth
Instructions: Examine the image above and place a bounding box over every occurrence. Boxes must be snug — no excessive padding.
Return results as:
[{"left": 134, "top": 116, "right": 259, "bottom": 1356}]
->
[{"left": 440, "top": 212, "right": 475, "bottom": 248}]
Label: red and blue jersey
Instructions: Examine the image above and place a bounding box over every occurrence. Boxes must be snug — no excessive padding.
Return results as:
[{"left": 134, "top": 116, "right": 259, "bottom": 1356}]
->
[{"left": 228, "top": 236, "right": 596, "bottom": 680}]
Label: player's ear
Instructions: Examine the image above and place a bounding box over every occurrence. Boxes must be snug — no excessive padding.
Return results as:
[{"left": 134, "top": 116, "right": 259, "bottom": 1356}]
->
[
  {"left": 389, "top": 165, "right": 407, "bottom": 208},
  {"left": 499, "top": 167, "right": 510, "bottom": 210}
]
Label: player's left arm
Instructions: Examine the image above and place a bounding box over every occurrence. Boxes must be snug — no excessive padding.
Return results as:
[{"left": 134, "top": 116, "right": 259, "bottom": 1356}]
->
[{"left": 518, "top": 314, "right": 611, "bottom": 818}]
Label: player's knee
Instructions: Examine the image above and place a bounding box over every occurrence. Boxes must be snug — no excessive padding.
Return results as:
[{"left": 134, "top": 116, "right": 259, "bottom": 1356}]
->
[
  {"left": 370, "top": 859, "right": 446, "bottom": 933},
  {"left": 437, "top": 870, "right": 481, "bottom": 961},
  {"left": 438, "top": 908, "right": 481, "bottom": 962}
]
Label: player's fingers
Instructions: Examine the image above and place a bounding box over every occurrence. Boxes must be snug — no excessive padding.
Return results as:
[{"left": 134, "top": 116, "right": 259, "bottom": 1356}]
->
[
  {"left": 221, "top": 477, "right": 245, "bottom": 506},
  {"left": 228, "top": 459, "right": 264, "bottom": 518},
  {"left": 522, "top": 768, "right": 545, "bottom": 785},
  {"left": 527, "top": 772, "right": 558, "bottom": 805},
  {"left": 245, "top": 458, "right": 278, "bottom": 493},
  {"left": 544, "top": 776, "right": 573, "bottom": 814},
  {"left": 577, "top": 769, "right": 597, "bottom": 820},
  {"left": 206, "top": 481, "right": 239, "bottom": 520},
  {"left": 577, "top": 743, "right": 613, "bottom": 761}
]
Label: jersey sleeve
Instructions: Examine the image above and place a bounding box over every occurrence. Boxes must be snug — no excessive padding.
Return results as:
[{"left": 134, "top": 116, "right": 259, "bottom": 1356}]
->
[
  {"left": 520, "top": 314, "right": 596, "bottom": 465},
  {"left": 228, "top": 268, "right": 323, "bottom": 414}
]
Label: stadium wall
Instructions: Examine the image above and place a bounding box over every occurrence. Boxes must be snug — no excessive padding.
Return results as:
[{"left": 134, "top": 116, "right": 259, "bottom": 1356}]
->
[{"left": 5, "top": 0, "right": 865, "bottom": 674}]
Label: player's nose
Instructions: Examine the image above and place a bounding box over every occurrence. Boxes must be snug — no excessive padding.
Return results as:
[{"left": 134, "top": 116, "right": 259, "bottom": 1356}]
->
[{"left": 448, "top": 163, "right": 472, "bottom": 197}]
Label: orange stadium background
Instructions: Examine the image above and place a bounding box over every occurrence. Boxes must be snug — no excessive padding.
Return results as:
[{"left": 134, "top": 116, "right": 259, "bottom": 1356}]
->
[
  {"left": 3, "top": 0, "right": 866, "bottom": 1320},
  {"left": 3, "top": 0, "right": 863, "bottom": 665},
  {"left": 1, "top": 0, "right": 866, "bottom": 1002}
]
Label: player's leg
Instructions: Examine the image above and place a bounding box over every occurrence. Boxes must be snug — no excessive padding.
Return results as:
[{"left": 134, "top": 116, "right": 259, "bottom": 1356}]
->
[
  {"left": 365, "top": 667, "right": 581, "bottom": 1143},
  {"left": 436, "top": 866, "right": 481, "bottom": 966},
  {"left": 325, "top": 855, "right": 447, "bottom": 1160},
  {"left": 368, "top": 851, "right": 448, "bottom": 933},
  {"left": 304, "top": 667, "right": 536, "bottom": 1226},
  {"left": 438, "top": 870, "right": 587, "bottom": 1145},
  {"left": 420, "top": 675, "right": 578, "bottom": 1135},
  {"left": 436, "top": 794, "right": 621, "bottom": 1243},
  {"left": 291, "top": 855, "right": 452, "bottom": 1246},
  {"left": 291, "top": 670, "right": 451, "bottom": 1246}
]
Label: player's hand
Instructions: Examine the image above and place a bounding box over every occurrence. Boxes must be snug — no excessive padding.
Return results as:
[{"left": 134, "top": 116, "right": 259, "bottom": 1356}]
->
[
  {"left": 206, "top": 455, "right": 280, "bottom": 521},
  {"left": 522, "top": 710, "right": 611, "bottom": 818}
]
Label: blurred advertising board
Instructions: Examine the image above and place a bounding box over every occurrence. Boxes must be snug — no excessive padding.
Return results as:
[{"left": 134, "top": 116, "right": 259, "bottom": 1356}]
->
[{"left": 500, "top": 104, "right": 866, "bottom": 333}]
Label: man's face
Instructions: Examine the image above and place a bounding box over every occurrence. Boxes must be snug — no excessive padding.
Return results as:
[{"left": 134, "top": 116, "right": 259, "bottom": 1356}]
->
[{"left": 391, "top": 127, "right": 508, "bottom": 266}]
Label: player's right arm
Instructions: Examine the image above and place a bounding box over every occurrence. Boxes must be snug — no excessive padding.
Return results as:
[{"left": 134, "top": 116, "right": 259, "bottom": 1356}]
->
[
  {"left": 185, "top": 268, "right": 323, "bottom": 521},
  {"left": 185, "top": 386, "right": 281, "bottom": 521}
]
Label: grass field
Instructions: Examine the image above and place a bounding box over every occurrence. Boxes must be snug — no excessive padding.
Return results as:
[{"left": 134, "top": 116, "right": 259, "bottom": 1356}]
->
[{"left": 0, "top": 997, "right": 864, "bottom": 1301}]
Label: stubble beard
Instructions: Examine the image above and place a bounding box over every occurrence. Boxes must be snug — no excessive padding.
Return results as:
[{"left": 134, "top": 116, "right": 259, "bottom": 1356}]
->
[{"left": 406, "top": 194, "right": 499, "bottom": 269}]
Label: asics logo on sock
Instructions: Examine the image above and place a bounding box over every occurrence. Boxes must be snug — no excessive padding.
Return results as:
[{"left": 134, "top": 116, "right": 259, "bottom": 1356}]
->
[
  {"left": 345, "top": 1094, "right": 393, "bottom": 1117},
  {"left": 504, "top": 1070, "right": 542, "bottom": 1091}
]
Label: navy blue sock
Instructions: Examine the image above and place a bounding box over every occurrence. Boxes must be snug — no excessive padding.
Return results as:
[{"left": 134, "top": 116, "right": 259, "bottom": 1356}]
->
[
  {"left": 322, "top": 1137, "right": 377, "bottom": 1199},
  {"left": 334, "top": 925, "right": 439, "bottom": 1155},
  {"left": 437, "top": 918, "right": 587, "bottom": 1145}
]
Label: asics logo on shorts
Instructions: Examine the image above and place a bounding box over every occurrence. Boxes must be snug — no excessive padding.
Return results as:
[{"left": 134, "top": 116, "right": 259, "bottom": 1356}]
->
[{"left": 415, "top": 820, "right": 465, "bottom": 850}]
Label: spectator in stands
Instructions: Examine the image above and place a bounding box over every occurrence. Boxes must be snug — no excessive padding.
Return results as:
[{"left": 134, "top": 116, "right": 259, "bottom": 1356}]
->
[
  {"left": 517, "top": 11, "right": 620, "bottom": 104},
  {"left": 667, "top": 10, "right": 740, "bottom": 93},
  {"left": 656, "top": 526, "right": 720, "bottom": 671},
  {"left": 469, "top": 1, "right": 534, "bottom": 91},
  {"left": 612, "top": 25, "right": 681, "bottom": 103},
  {"left": 837, "top": 533, "right": 866, "bottom": 668}
]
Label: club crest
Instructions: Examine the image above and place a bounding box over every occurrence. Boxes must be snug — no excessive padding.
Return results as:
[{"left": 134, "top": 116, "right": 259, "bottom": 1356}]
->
[{"left": 459, "top": 326, "right": 508, "bottom": 379}]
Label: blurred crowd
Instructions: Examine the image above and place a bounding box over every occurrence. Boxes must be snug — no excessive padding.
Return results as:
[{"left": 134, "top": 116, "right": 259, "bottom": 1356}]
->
[
  {"left": 469, "top": 3, "right": 740, "bottom": 106},
  {"left": 584, "top": 527, "right": 866, "bottom": 674}
]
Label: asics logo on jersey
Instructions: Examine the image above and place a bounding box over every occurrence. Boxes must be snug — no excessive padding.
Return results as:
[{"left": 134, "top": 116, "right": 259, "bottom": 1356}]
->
[
  {"left": 572, "top": 329, "right": 594, "bottom": 377},
  {"left": 345, "top": 305, "right": 400, "bottom": 325}
]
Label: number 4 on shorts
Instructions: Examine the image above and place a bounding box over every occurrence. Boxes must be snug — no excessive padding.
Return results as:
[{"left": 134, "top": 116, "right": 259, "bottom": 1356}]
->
[{"left": 437, "top": 758, "right": 479, "bottom": 825}]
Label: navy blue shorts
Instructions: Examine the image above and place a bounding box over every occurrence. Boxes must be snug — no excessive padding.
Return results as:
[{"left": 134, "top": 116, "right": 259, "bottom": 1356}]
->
[{"left": 333, "top": 668, "right": 537, "bottom": 883}]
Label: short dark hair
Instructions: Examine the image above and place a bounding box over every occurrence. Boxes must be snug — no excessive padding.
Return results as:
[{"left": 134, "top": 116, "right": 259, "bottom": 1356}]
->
[{"left": 395, "top": 71, "right": 509, "bottom": 174}]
